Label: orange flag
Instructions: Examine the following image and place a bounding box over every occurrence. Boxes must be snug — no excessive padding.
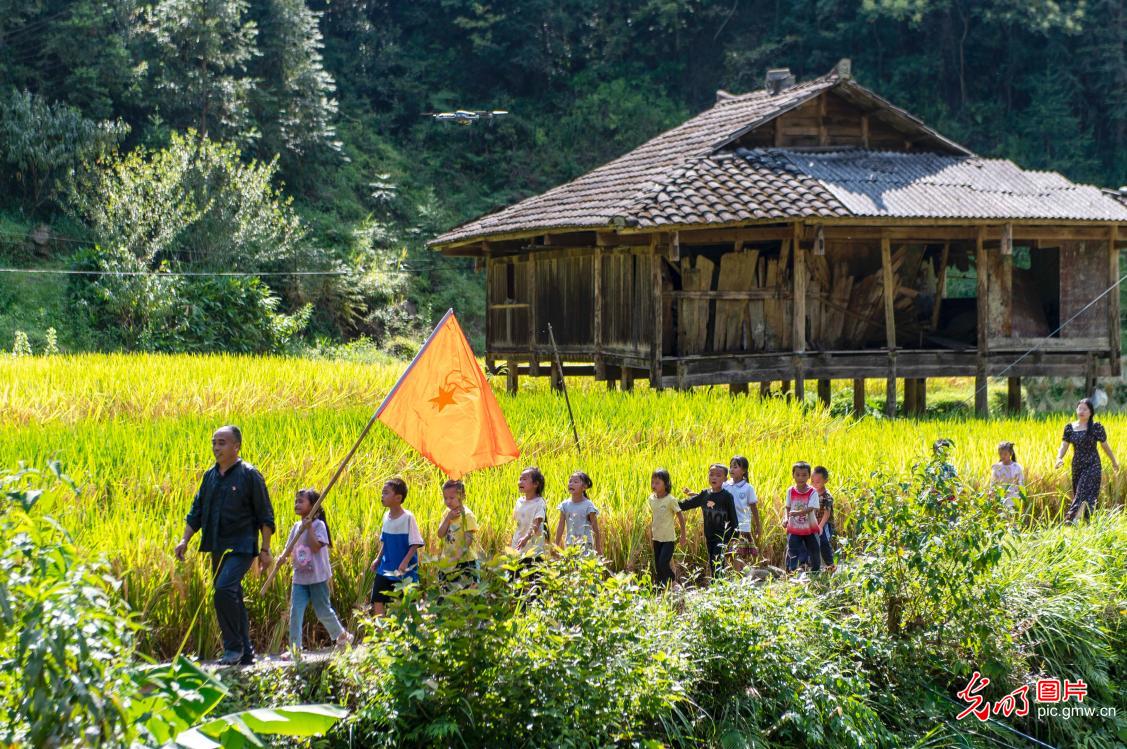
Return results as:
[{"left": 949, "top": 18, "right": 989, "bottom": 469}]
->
[{"left": 376, "top": 309, "right": 520, "bottom": 478}]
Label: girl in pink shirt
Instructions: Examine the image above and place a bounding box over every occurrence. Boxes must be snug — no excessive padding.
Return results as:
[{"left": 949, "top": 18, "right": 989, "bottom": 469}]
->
[{"left": 283, "top": 488, "right": 351, "bottom": 658}]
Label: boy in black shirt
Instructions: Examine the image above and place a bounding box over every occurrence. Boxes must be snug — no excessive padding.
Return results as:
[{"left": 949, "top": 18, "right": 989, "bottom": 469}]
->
[{"left": 680, "top": 463, "right": 740, "bottom": 579}]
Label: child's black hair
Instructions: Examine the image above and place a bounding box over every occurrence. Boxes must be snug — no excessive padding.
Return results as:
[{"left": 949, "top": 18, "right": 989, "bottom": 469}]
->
[
  {"left": 792, "top": 461, "right": 812, "bottom": 474},
  {"left": 297, "top": 487, "right": 332, "bottom": 547},
  {"left": 442, "top": 478, "right": 466, "bottom": 495},
  {"left": 521, "top": 466, "right": 546, "bottom": 496},
  {"left": 730, "top": 455, "right": 750, "bottom": 475},
  {"left": 708, "top": 463, "right": 730, "bottom": 477},
  {"left": 385, "top": 476, "right": 408, "bottom": 501},
  {"left": 570, "top": 470, "right": 593, "bottom": 498},
  {"left": 813, "top": 465, "right": 829, "bottom": 480},
  {"left": 997, "top": 441, "right": 1017, "bottom": 462},
  {"left": 651, "top": 468, "right": 673, "bottom": 496}
]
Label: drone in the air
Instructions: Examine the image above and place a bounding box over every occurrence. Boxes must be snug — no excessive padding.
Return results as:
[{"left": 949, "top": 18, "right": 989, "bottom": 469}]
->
[{"left": 422, "top": 109, "right": 509, "bottom": 126}]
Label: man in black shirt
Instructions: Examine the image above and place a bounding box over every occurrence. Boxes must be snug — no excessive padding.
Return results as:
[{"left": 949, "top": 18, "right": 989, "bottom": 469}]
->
[
  {"left": 680, "top": 463, "right": 739, "bottom": 580},
  {"left": 174, "top": 425, "right": 275, "bottom": 665}
]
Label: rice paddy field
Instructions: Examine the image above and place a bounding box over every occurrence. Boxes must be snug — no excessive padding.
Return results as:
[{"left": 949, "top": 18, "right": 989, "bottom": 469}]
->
[{"left": 2, "top": 352, "right": 1123, "bottom": 658}]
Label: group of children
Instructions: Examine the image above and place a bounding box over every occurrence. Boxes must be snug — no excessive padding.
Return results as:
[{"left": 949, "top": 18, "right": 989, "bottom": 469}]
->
[
  {"left": 280, "top": 442, "right": 1025, "bottom": 657},
  {"left": 661, "top": 457, "right": 835, "bottom": 578}
]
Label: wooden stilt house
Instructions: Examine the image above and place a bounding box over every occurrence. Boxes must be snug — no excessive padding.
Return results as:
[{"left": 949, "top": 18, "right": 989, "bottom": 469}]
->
[{"left": 430, "top": 60, "right": 1127, "bottom": 415}]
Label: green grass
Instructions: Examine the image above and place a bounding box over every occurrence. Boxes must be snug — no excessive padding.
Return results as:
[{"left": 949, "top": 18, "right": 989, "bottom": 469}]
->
[{"left": 1, "top": 353, "right": 1121, "bottom": 658}]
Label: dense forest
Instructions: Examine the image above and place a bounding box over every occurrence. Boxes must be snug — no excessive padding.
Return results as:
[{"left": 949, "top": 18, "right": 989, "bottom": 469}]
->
[{"left": 1, "top": 0, "right": 1124, "bottom": 354}]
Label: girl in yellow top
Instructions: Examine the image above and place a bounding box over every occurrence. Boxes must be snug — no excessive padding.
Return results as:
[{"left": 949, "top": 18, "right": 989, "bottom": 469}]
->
[
  {"left": 436, "top": 479, "right": 481, "bottom": 589},
  {"left": 648, "top": 468, "right": 686, "bottom": 587}
]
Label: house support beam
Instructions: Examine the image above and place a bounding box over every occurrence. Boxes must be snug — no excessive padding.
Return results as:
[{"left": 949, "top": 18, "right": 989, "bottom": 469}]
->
[
  {"left": 975, "top": 227, "right": 990, "bottom": 418},
  {"left": 881, "top": 237, "right": 897, "bottom": 417}
]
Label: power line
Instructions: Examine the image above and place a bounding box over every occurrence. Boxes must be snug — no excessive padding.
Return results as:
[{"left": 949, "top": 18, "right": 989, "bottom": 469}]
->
[
  {"left": 0, "top": 230, "right": 92, "bottom": 245},
  {"left": 0, "top": 267, "right": 348, "bottom": 277},
  {"left": 960, "top": 268, "right": 1127, "bottom": 408}
]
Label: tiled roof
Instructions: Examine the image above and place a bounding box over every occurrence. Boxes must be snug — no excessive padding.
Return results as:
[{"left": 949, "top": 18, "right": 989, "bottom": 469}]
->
[
  {"left": 624, "top": 149, "right": 1127, "bottom": 226},
  {"left": 431, "top": 67, "right": 1126, "bottom": 248},
  {"left": 432, "top": 71, "right": 843, "bottom": 245}
]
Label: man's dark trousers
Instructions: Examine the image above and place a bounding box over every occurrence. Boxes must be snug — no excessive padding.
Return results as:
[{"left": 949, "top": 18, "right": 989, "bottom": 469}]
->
[{"left": 212, "top": 552, "right": 256, "bottom": 659}]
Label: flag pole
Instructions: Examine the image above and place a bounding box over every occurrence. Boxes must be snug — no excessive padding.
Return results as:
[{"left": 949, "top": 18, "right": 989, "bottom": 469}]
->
[
  {"left": 258, "top": 413, "right": 379, "bottom": 595},
  {"left": 258, "top": 309, "right": 457, "bottom": 596},
  {"left": 547, "top": 322, "right": 581, "bottom": 453}
]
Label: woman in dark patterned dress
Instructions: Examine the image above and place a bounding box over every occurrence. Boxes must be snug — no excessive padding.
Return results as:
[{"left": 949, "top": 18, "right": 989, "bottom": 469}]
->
[{"left": 1055, "top": 398, "right": 1119, "bottom": 523}]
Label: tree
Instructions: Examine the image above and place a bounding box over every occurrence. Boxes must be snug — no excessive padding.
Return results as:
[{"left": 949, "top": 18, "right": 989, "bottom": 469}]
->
[
  {"left": 67, "top": 130, "right": 305, "bottom": 270},
  {"left": 0, "top": 89, "right": 127, "bottom": 211},
  {"left": 0, "top": 0, "right": 145, "bottom": 122},
  {"left": 250, "top": 0, "right": 340, "bottom": 174},
  {"left": 142, "top": 0, "right": 258, "bottom": 144}
]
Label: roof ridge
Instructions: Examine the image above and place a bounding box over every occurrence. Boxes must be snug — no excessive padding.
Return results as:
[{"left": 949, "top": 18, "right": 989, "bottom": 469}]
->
[{"left": 712, "top": 70, "right": 840, "bottom": 107}]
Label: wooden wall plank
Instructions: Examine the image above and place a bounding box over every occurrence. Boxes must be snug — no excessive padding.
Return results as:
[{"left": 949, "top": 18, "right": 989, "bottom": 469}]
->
[{"left": 1060, "top": 240, "right": 1109, "bottom": 338}]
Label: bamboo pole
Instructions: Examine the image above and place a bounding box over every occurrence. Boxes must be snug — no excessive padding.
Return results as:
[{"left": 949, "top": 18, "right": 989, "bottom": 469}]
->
[{"left": 548, "top": 323, "right": 581, "bottom": 453}]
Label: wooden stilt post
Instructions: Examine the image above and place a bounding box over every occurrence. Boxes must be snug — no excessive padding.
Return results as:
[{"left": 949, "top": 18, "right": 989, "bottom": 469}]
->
[
  {"left": 506, "top": 359, "right": 519, "bottom": 394},
  {"left": 650, "top": 240, "right": 664, "bottom": 390},
  {"left": 675, "top": 361, "right": 688, "bottom": 392},
  {"left": 881, "top": 237, "right": 897, "bottom": 418},
  {"left": 1007, "top": 377, "right": 1021, "bottom": 413},
  {"left": 975, "top": 227, "right": 990, "bottom": 418},
  {"left": 730, "top": 382, "right": 749, "bottom": 396},
  {"left": 622, "top": 367, "right": 635, "bottom": 392},
  {"left": 917, "top": 378, "right": 927, "bottom": 414},
  {"left": 904, "top": 378, "right": 917, "bottom": 415},
  {"left": 852, "top": 378, "right": 866, "bottom": 417},
  {"left": 886, "top": 366, "right": 898, "bottom": 417},
  {"left": 760, "top": 381, "right": 771, "bottom": 398},
  {"left": 817, "top": 379, "right": 832, "bottom": 408},
  {"left": 605, "top": 365, "right": 619, "bottom": 391},
  {"left": 781, "top": 380, "right": 791, "bottom": 397}
]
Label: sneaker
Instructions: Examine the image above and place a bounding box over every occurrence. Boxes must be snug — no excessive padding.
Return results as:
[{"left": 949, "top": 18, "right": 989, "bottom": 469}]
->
[
  {"left": 336, "top": 632, "right": 354, "bottom": 649},
  {"left": 217, "top": 650, "right": 243, "bottom": 666},
  {"left": 238, "top": 651, "right": 255, "bottom": 666}
]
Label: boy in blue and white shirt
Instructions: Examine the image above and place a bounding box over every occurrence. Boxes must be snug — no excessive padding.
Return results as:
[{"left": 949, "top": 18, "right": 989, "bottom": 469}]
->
[
  {"left": 369, "top": 477, "right": 424, "bottom": 617},
  {"left": 726, "top": 455, "right": 761, "bottom": 568}
]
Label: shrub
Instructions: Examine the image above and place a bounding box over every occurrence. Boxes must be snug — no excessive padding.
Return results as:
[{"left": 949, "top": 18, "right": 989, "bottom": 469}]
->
[
  {"left": 0, "top": 462, "right": 348, "bottom": 747},
  {"left": 841, "top": 446, "right": 1012, "bottom": 666},
  {"left": 10, "top": 330, "right": 30, "bottom": 357},
  {"left": 67, "top": 130, "right": 307, "bottom": 272},
  {"left": 68, "top": 245, "right": 310, "bottom": 353},
  {"left": 329, "top": 552, "right": 695, "bottom": 748},
  {"left": 0, "top": 463, "right": 141, "bottom": 748},
  {"left": 682, "top": 579, "right": 895, "bottom": 748}
]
